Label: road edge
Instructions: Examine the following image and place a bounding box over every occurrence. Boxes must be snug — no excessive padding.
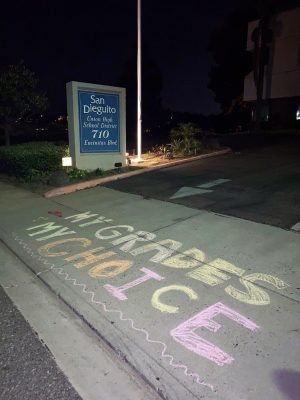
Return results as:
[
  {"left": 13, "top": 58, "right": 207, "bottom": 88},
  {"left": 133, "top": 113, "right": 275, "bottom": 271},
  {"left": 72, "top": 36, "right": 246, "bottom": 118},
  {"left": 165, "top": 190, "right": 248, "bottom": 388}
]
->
[
  {"left": 44, "top": 148, "right": 231, "bottom": 198},
  {"left": 0, "top": 240, "right": 162, "bottom": 400}
]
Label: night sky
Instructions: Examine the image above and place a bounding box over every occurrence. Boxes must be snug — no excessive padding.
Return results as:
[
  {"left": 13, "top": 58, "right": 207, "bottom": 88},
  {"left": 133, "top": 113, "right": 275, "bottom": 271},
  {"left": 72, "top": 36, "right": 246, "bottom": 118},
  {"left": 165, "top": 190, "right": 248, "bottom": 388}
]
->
[{"left": 0, "top": 0, "right": 241, "bottom": 116}]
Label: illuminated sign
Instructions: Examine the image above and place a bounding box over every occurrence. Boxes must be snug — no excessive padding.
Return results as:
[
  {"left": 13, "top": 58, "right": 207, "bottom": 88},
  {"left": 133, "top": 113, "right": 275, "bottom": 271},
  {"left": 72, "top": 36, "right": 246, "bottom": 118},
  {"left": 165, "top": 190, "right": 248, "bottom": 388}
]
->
[{"left": 78, "top": 91, "right": 120, "bottom": 153}]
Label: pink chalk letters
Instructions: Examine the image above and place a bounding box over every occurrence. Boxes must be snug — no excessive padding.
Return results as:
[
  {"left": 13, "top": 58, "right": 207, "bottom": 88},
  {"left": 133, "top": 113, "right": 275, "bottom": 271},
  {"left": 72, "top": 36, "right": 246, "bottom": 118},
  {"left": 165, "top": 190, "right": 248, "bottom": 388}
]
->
[
  {"left": 171, "top": 302, "right": 259, "bottom": 366},
  {"left": 104, "top": 267, "right": 164, "bottom": 300}
]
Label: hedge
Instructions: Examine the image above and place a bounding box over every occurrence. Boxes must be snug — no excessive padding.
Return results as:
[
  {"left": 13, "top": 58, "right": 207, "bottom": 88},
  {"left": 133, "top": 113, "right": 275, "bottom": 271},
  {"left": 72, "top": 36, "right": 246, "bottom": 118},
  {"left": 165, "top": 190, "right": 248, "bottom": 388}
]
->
[{"left": 0, "top": 142, "right": 69, "bottom": 179}]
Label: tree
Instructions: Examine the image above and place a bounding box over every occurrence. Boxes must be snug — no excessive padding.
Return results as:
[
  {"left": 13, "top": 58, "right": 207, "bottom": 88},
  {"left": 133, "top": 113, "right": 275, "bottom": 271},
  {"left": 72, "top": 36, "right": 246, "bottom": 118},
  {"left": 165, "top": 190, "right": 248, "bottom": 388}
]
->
[
  {"left": 0, "top": 61, "right": 48, "bottom": 146},
  {"left": 207, "top": 6, "right": 254, "bottom": 114}
]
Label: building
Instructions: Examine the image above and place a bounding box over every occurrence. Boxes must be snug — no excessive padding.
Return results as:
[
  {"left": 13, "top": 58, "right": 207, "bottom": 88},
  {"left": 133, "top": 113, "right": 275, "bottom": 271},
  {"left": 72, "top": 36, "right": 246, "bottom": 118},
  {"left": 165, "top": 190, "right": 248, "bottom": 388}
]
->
[{"left": 244, "top": 7, "right": 300, "bottom": 127}]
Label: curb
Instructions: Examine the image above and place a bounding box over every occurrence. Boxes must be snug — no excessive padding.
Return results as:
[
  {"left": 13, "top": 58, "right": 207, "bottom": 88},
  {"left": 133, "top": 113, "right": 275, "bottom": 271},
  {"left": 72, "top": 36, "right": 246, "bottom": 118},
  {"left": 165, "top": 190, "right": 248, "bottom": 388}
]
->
[{"left": 44, "top": 147, "right": 231, "bottom": 198}]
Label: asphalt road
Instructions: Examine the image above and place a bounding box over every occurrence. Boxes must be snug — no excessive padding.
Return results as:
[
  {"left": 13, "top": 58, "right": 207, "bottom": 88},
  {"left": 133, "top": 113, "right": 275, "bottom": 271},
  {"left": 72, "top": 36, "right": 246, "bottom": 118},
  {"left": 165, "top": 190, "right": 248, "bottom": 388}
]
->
[{"left": 104, "top": 143, "right": 300, "bottom": 231}]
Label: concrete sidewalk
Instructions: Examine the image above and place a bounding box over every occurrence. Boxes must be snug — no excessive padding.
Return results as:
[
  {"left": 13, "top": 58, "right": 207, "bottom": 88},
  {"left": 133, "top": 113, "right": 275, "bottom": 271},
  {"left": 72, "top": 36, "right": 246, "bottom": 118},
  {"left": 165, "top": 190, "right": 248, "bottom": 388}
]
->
[
  {"left": 0, "top": 242, "right": 160, "bottom": 400},
  {"left": 0, "top": 181, "right": 299, "bottom": 400}
]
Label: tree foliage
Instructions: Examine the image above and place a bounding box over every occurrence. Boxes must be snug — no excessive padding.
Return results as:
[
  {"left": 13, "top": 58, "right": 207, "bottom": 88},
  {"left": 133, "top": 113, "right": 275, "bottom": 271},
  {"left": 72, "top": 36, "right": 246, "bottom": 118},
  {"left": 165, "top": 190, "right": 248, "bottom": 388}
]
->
[
  {"left": 0, "top": 61, "right": 48, "bottom": 145},
  {"left": 207, "top": 7, "right": 254, "bottom": 113}
]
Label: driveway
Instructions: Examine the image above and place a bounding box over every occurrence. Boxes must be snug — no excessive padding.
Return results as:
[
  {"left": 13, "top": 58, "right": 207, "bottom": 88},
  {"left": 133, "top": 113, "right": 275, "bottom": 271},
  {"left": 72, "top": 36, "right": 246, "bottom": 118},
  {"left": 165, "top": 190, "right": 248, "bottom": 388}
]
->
[{"left": 104, "top": 143, "right": 300, "bottom": 231}]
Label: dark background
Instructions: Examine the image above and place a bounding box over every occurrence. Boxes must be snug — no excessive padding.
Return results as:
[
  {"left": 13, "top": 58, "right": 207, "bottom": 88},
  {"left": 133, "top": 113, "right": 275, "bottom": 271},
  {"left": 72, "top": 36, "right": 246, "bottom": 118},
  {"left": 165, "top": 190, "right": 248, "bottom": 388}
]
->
[
  {"left": 0, "top": 0, "right": 241, "bottom": 116},
  {"left": 1, "top": 0, "right": 299, "bottom": 148}
]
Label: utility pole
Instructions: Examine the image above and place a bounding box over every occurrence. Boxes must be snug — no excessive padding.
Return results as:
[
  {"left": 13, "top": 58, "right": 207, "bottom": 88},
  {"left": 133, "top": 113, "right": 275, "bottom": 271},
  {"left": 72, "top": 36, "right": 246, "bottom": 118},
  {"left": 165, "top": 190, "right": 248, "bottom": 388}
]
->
[
  {"left": 254, "top": 17, "right": 267, "bottom": 134},
  {"left": 137, "top": 0, "right": 142, "bottom": 160},
  {"left": 254, "top": 0, "right": 271, "bottom": 134}
]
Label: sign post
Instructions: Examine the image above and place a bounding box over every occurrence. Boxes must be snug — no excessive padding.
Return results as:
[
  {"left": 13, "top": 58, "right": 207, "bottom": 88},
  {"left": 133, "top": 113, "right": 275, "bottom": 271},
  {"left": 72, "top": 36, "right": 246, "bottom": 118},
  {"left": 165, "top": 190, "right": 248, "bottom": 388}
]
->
[{"left": 67, "top": 81, "right": 126, "bottom": 171}]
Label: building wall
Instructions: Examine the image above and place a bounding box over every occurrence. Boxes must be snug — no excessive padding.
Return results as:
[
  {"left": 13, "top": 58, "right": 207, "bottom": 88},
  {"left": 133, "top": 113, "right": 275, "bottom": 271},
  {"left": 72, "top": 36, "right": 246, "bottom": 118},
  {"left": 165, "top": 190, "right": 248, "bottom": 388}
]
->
[
  {"left": 244, "top": 7, "right": 300, "bottom": 101},
  {"left": 268, "top": 97, "right": 300, "bottom": 126}
]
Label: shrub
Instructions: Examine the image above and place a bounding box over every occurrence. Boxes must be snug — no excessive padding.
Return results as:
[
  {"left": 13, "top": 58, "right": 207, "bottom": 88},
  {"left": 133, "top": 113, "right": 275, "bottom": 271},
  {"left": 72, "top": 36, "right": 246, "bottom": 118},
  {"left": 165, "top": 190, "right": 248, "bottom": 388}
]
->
[
  {"left": 0, "top": 142, "right": 68, "bottom": 179},
  {"left": 67, "top": 168, "right": 88, "bottom": 181},
  {"left": 94, "top": 168, "right": 103, "bottom": 176},
  {"left": 151, "top": 144, "right": 165, "bottom": 156},
  {"left": 170, "top": 122, "right": 202, "bottom": 155},
  {"left": 67, "top": 167, "right": 103, "bottom": 181},
  {"left": 169, "top": 138, "right": 183, "bottom": 154}
]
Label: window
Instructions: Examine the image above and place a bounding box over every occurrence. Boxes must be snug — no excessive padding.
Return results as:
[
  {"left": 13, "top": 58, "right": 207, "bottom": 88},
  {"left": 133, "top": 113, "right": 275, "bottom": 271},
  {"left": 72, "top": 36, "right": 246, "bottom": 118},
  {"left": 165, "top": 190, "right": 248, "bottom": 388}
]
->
[{"left": 296, "top": 105, "right": 300, "bottom": 120}]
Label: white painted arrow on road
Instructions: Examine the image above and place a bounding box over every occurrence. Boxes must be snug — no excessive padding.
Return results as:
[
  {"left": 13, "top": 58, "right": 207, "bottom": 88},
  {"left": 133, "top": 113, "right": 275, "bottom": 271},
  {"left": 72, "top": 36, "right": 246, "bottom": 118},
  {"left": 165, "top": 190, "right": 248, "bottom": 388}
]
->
[
  {"left": 170, "top": 187, "right": 212, "bottom": 200},
  {"left": 170, "top": 178, "right": 231, "bottom": 200},
  {"left": 197, "top": 178, "right": 231, "bottom": 189},
  {"left": 291, "top": 222, "right": 300, "bottom": 232}
]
